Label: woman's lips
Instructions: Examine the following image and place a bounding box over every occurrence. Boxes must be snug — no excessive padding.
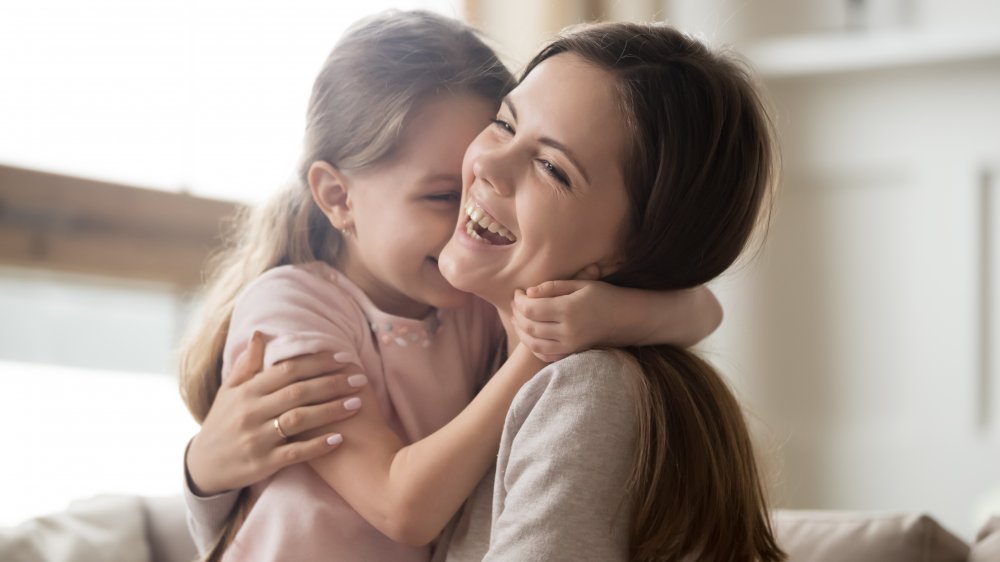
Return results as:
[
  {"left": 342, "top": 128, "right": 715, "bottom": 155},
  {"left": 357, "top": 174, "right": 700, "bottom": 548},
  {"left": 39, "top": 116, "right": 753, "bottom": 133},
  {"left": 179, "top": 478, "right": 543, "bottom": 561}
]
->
[{"left": 463, "top": 200, "right": 516, "bottom": 245}]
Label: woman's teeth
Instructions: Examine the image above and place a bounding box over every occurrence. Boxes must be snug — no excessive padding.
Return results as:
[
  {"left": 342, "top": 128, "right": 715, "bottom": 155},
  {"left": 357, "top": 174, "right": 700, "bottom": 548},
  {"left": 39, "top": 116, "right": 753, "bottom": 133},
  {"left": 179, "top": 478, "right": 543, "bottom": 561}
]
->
[{"left": 464, "top": 201, "right": 516, "bottom": 244}]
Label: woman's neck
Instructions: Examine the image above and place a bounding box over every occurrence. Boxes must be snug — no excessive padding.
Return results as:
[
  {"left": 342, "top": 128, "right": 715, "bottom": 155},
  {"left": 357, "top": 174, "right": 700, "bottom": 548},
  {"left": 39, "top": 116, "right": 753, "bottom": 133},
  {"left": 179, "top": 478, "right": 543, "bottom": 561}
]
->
[{"left": 494, "top": 303, "right": 520, "bottom": 356}]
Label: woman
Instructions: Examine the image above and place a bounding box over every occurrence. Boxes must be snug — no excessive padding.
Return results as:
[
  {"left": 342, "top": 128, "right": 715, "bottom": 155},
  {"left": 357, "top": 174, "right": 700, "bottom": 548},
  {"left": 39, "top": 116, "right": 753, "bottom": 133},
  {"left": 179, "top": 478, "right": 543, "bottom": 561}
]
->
[{"left": 187, "top": 21, "right": 784, "bottom": 561}]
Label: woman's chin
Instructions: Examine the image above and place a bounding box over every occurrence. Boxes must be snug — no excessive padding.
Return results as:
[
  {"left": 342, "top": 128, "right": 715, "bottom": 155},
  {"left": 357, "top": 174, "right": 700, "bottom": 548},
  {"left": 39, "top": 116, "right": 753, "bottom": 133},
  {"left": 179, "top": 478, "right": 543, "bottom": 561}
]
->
[
  {"left": 438, "top": 244, "right": 474, "bottom": 293},
  {"left": 439, "top": 241, "right": 498, "bottom": 302}
]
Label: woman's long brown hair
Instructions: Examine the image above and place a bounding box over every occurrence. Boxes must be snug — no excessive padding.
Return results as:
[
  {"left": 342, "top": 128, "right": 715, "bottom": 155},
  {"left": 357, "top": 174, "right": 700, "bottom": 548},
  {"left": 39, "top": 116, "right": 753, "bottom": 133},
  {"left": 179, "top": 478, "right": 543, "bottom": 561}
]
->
[{"left": 523, "top": 23, "right": 784, "bottom": 561}]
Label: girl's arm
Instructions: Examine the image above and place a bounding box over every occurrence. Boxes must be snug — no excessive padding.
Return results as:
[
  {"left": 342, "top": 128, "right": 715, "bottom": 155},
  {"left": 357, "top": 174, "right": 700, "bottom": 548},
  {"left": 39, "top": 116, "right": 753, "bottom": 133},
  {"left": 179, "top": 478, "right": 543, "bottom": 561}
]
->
[
  {"left": 512, "top": 281, "right": 722, "bottom": 362},
  {"left": 304, "top": 344, "right": 544, "bottom": 547}
]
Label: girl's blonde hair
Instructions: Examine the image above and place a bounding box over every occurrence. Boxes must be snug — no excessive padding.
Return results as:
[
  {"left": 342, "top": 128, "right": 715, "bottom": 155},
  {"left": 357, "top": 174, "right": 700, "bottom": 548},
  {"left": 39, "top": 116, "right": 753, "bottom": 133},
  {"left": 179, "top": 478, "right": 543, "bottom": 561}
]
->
[{"left": 177, "top": 10, "right": 512, "bottom": 559}]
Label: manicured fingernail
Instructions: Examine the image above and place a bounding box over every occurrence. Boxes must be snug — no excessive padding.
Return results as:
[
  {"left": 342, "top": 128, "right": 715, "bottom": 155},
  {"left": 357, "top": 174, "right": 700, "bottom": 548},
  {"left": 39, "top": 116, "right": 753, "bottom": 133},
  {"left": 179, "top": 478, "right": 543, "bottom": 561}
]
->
[
  {"left": 334, "top": 352, "right": 355, "bottom": 363},
  {"left": 344, "top": 397, "right": 362, "bottom": 411},
  {"left": 347, "top": 374, "right": 367, "bottom": 387},
  {"left": 327, "top": 434, "right": 343, "bottom": 446}
]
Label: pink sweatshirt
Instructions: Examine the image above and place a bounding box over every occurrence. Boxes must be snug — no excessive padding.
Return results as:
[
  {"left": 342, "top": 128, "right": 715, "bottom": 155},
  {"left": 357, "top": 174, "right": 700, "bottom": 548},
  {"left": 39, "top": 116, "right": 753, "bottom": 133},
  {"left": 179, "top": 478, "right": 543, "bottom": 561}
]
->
[{"left": 218, "top": 262, "right": 501, "bottom": 561}]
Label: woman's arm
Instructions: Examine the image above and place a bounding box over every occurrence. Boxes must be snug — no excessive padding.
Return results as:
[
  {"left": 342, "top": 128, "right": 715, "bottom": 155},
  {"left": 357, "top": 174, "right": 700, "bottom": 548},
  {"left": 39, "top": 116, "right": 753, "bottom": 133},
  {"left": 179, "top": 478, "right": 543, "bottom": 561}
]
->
[
  {"left": 512, "top": 281, "right": 722, "bottom": 361},
  {"left": 186, "top": 332, "right": 366, "bottom": 496},
  {"left": 304, "top": 344, "right": 545, "bottom": 546},
  {"left": 183, "top": 333, "right": 366, "bottom": 552}
]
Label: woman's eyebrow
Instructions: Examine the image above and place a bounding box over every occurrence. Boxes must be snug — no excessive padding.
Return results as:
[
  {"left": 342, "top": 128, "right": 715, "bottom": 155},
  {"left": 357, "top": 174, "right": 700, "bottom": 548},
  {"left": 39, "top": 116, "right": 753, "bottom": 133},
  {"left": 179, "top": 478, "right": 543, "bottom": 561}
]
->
[
  {"left": 539, "top": 137, "right": 590, "bottom": 184},
  {"left": 502, "top": 97, "right": 517, "bottom": 120},
  {"left": 503, "top": 96, "right": 591, "bottom": 184}
]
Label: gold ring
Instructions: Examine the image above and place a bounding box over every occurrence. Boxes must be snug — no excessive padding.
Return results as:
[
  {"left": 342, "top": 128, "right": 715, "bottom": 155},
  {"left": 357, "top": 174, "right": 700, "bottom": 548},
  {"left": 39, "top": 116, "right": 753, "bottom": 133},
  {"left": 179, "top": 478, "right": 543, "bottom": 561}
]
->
[{"left": 273, "top": 417, "right": 288, "bottom": 440}]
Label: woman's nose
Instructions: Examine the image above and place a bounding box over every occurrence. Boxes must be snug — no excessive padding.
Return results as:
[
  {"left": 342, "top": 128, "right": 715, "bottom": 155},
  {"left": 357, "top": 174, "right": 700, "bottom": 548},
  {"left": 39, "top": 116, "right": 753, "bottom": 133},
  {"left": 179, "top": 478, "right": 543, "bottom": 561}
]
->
[{"left": 472, "top": 150, "right": 513, "bottom": 197}]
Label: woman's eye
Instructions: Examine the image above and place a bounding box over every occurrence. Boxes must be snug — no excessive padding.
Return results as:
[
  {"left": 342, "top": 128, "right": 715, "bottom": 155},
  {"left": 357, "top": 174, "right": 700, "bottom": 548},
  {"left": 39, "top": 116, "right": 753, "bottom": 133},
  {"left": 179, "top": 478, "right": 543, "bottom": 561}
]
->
[
  {"left": 491, "top": 118, "right": 514, "bottom": 135},
  {"left": 537, "top": 159, "right": 571, "bottom": 187}
]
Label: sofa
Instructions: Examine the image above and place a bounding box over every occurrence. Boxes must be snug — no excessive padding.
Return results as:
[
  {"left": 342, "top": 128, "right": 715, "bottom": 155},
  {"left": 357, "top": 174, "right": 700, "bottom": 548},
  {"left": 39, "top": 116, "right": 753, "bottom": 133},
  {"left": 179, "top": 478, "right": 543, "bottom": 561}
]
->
[{"left": 1, "top": 494, "right": 997, "bottom": 561}]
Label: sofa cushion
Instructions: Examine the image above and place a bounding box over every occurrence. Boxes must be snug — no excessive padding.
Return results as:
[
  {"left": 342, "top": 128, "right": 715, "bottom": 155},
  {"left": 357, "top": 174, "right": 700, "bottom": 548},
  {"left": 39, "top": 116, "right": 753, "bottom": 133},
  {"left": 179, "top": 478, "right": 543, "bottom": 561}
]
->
[
  {"left": 141, "top": 495, "right": 197, "bottom": 562},
  {"left": 970, "top": 515, "right": 1000, "bottom": 562},
  {"left": 774, "top": 510, "right": 969, "bottom": 562},
  {"left": 0, "top": 494, "right": 152, "bottom": 562}
]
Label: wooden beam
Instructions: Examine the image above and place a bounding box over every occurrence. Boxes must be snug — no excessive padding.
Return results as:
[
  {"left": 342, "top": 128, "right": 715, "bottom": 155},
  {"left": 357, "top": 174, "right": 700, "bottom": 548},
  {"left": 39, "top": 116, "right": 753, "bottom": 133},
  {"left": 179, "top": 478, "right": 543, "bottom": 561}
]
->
[{"left": 0, "top": 164, "right": 240, "bottom": 288}]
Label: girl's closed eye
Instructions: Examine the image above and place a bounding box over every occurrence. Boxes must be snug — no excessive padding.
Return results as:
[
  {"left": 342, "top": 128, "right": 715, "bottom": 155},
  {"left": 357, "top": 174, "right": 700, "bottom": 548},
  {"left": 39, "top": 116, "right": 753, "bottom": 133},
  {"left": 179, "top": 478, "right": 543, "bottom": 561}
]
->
[{"left": 426, "top": 191, "right": 461, "bottom": 204}]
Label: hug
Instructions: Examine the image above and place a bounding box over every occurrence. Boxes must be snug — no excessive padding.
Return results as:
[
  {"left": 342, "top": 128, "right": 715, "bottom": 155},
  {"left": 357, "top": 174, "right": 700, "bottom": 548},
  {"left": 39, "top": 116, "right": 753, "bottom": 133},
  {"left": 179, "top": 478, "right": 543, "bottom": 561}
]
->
[{"left": 180, "top": 10, "right": 781, "bottom": 562}]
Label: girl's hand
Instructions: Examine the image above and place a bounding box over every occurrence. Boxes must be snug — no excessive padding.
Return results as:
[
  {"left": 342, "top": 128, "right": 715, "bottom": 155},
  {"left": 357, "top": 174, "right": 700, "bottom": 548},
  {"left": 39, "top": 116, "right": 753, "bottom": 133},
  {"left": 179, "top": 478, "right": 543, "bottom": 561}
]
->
[
  {"left": 186, "top": 332, "right": 368, "bottom": 496},
  {"left": 512, "top": 280, "right": 723, "bottom": 362},
  {"left": 511, "top": 281, "right": 622, "bottom": 362}
]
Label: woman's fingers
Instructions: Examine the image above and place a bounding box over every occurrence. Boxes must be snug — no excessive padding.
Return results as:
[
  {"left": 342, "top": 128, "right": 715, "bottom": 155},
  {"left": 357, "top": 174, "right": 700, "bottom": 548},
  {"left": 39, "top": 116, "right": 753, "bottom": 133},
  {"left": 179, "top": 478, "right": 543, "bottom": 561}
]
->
[
  {"left": 263, "top": 372, "right": 365, "bottom": 424},
  {"left": 269, "top": 433, "right": 345, "bottom": 468},
  {"left": 224, "top": 331, "right": 266, "bottom": 388},
  {"left": 274, "top": 395, "right": 364, "bottom": 440},
  {"left": 251, "top": 352, "right": 359, "bottom": 396}
]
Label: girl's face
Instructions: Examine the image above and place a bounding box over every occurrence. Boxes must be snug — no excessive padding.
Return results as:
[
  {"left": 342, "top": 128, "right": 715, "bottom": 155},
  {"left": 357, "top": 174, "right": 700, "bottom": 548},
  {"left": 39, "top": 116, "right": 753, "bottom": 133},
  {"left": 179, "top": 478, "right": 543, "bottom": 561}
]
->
[
  {"left": 334, "top": 94, "right": 496, "bottom": 318},
  {"left": 438, "top": 54, "right": 631, "bottom": 310}
]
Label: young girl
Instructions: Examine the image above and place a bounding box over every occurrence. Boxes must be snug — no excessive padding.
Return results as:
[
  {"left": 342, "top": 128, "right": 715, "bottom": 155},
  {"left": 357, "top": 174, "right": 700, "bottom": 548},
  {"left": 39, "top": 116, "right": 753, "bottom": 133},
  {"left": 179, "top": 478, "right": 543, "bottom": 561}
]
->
[{"left": 179, "top": 10, "right": 722, "bottom": 561}]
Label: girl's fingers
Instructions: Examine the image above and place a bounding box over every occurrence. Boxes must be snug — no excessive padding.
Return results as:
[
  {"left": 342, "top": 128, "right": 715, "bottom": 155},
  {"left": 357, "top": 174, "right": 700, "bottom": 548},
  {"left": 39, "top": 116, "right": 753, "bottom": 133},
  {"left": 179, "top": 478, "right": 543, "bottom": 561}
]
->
[
  {"left": 269, "top": 433, "right": 345, "bottom": 467},
  {"left": 516, "top": 329, "right": 569, "bottom": 359},
  {"left": 512, "top": 310, "right": 563, "bottom": 341},
  {"left": 512, "top": 289, "right": 562, "bottom": 323},
  {"left": 225, "top": 331, "right": 266, "bottom": 388},
  {"left": 525, "top": 279, "right": 585, "bottom": 299},
  {"left": 252, "top": 352, "right": 359, "bottom": 396}
]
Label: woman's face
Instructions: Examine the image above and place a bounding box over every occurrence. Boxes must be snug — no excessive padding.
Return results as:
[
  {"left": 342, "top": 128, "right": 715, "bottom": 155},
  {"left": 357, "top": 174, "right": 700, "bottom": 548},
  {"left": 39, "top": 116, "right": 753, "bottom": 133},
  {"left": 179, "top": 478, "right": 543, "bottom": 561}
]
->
[{"left": 438, "top": 53, "right": 631, "bottom": 308}]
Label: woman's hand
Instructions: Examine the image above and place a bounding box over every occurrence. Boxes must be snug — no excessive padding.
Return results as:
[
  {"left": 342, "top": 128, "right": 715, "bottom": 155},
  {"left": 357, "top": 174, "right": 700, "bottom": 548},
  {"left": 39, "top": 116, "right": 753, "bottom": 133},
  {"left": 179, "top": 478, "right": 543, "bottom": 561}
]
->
[{"left": 186, "top": 332, "right": 368, "bottom": 496}]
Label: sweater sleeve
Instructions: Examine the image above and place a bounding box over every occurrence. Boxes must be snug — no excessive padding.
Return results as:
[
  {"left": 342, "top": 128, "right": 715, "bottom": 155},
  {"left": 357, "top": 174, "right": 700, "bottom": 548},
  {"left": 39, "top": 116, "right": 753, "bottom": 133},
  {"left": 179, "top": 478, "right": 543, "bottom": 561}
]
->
[
  {"left": 182, "top": 439, "right": 239, "bottom": 555},
  {"left": 483, "top": 350, "right": 638, "bottom": 562}
]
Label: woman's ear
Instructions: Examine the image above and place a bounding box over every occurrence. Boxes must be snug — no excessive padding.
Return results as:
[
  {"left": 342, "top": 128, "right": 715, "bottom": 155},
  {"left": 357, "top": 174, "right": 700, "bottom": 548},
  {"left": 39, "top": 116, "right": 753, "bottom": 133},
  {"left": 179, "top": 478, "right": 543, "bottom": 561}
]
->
[
  {"left": 572, "top": 254, "right": 625, "bottom": 281},
  {"left": 307, "top": 161, "right": 353, "bottom": 230},
  {"left": 571, "top": 264, "right": 603, "bottom": 281}
]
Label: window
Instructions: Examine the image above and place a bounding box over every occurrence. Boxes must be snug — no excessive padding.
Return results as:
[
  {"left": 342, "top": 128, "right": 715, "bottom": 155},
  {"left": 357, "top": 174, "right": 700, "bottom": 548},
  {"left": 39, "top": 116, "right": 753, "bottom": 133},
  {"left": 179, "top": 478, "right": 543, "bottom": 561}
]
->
[{"left": 0, "top": 0, "right": 462, "bottom": 526}]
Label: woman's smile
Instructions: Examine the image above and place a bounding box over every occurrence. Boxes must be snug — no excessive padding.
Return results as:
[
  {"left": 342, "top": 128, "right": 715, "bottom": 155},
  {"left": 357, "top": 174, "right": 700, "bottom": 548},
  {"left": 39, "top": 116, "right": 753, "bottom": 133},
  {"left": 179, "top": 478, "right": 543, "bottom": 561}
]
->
[
  {"left": 460, "top": 199, "right": 517, "bottom": 246},
  {"left": 439, "top": 53, "right": 630, "bottom": 310}
]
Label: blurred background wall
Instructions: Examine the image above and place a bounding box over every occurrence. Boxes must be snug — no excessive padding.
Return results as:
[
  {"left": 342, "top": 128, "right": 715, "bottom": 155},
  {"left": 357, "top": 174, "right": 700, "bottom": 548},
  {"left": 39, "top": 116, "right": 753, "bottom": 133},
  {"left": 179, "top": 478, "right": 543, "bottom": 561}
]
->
[{"left": 1, "top": 0, "right": 998, "bottom": 540}]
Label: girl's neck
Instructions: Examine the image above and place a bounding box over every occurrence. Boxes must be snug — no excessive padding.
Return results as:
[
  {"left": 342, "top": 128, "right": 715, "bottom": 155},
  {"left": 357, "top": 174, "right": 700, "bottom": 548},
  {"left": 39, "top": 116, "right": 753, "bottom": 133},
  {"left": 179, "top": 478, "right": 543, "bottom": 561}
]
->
[{"left": 333, "top": 254, "right": 432, "bottom": 320}]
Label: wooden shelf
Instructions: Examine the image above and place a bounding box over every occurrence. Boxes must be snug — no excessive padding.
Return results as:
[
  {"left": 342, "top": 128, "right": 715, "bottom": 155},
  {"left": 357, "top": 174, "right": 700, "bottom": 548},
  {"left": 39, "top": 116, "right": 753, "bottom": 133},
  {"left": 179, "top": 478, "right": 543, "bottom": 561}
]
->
[
  {"left": 740, "top": 27, "right": 1000, "bottom": 79},
  {"left": 0, "top": 164, "right": 240, "bottom": 287}
]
